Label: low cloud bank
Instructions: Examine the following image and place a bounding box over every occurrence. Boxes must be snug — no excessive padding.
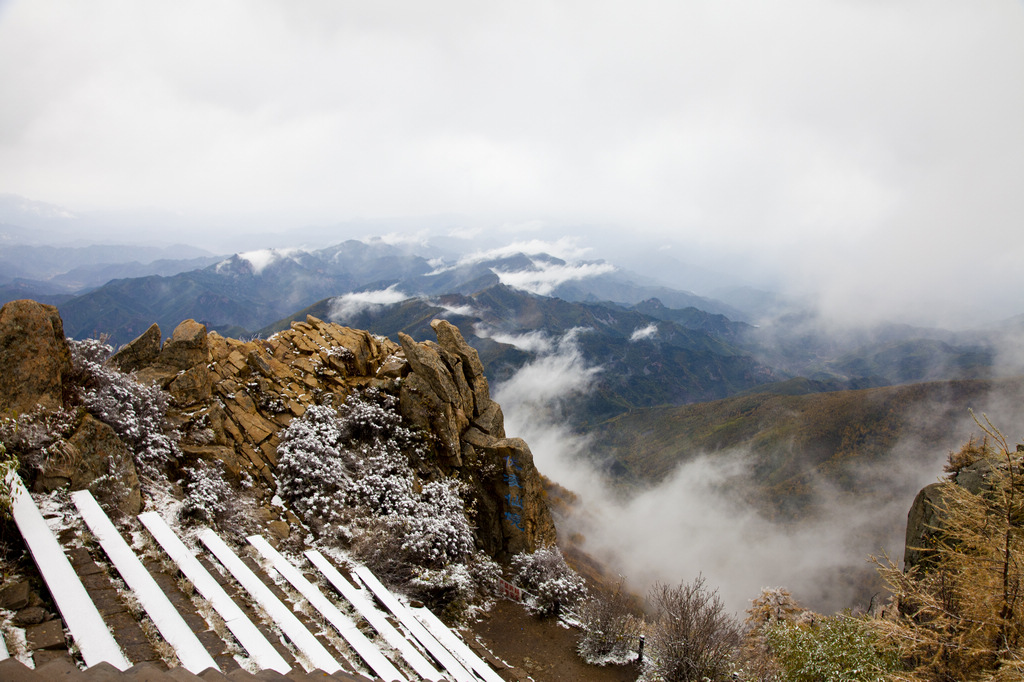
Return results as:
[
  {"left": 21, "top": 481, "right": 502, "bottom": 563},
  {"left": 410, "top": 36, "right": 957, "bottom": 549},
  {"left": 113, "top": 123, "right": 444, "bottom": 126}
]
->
[
  {"left": 491, "top": 259, "right": 617, "bottom": 296},
  {"left": 328, "top": 285, "right": 409, "bottom": 321},
  {"left": 492, "top": 330, "right": 1013, "bottom": 615}
]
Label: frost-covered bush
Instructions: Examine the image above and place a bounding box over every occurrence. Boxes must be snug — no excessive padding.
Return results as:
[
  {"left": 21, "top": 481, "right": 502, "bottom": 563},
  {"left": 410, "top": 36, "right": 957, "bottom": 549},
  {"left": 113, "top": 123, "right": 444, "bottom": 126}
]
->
[
  {"left": 180, "top": 460, "right": 234, "bottom": 526},
  {"left": 275, "top": 403, "right": 357, "bottom": 528},
  {"left": 277, "top": 388, "right": 485, "bottom": 612},
  {"left": 0, "top": 407, "right": 77, "bottom": 474},
  {"left": 68, "top": 338, "right": 180, "bottom": 479},
  {"left": 645, "top": 576, "right": 739, "bottom": 682},
  {"left": 510, "top": 546, "right": 587, "bottom": 616},
  {"left": 577, "top": 579, "right": 644, "bottom": 665}
]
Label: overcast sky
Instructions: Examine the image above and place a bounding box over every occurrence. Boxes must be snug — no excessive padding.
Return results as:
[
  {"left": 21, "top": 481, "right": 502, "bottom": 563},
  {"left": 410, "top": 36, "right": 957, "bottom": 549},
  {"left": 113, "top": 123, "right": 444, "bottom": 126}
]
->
[{"left": 1, "top": 1, "right": 1022, "bottom": 325}]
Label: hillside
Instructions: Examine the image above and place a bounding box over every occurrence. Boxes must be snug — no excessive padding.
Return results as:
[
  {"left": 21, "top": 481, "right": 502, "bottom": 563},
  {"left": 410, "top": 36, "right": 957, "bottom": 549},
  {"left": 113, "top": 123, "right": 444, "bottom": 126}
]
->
[{"left": 589, "top": 376, "right": 1024, "bottom": 516}]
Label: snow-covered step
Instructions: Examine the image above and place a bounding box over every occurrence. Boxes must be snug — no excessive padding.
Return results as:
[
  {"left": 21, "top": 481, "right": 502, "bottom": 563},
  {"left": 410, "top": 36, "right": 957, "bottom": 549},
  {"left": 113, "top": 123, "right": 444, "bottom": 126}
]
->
[
  {"left": 353, "top": 565, "right": 476, "bottom": 682},
  {"left": 306, "top": 550, "right": 445, "bottom": 682},
  {"left": 0, "top": 628, "right": 8, "bottom": 661},
  {"left": 412, "top": 605, "right": 505, "bottom": 682},
  {"left": 198, "top": 529, "right": 342, "bottom": 674},
  {"left": 5, "top": 473, "right": 130, "bottom": 670},
  {"left": 248, "top": 536, "right": 406, "bottom": 682},
  {"left": 138, "top": 512, "right": 291, "bottom": 674},
  {"left": 71, "top": 490, "right": 219, "bottom": 674}
]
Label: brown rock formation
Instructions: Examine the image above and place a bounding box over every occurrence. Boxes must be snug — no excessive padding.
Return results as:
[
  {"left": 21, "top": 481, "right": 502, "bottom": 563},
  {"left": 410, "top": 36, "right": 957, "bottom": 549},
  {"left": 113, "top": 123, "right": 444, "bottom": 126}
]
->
[
  {"left": 0, "top": 300, "right": 73, "bottom": 415},
  {"left": 2, "top": 302, "right": 557, "bottom": 561},
  {"left": 110, "top": 323, "right": 161, "bottom": 373},
  {"left": 34, "top": 414, "right": 142, "bottom": 517}
]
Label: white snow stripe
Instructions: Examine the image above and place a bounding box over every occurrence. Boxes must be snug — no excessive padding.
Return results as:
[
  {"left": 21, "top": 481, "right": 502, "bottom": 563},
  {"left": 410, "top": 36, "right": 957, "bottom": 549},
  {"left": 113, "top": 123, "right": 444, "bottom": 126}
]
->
[
  {"left": 353, "top": 565, "right": 476, "bottom": 682},
  {"left": 198, "top": 529, "right": 341, "bottom": 674},
  {"left": 305, "top": 550, "right": 444, "bottom": 682},
  {"left": 6, "top": 474, "right": 130, "bottom": 670},
  {"left": 247, "top": 537, "right": 406, "bottom": 682},
  {"left": 138, "top": 513, "right": 291, "bottom": 674},
  {"left": 71, "top": 491, "right": 219, "bottom": 674},
  {"left": 0, "top": 622, "right": 8, "bottom": 661},
  {"left": 412, "top": 605, "right": 505, "bottom": 682}
]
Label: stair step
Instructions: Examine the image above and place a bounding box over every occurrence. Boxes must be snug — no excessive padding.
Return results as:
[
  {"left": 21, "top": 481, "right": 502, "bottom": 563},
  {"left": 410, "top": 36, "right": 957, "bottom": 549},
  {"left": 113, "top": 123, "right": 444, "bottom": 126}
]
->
[
  {"left": 138, "top": 512, "right": 290, "bottom": 675},
  {"left": 353, "top": 566, "right": 476, "bottom": 682},
  {"left": 5, "top": 473, "right": 130, "bottom": 670},
  {"left": 198, "top": 530, "right": 341, "bottom": 675},
  {"left": 247, "top": 537, "right": 406, "bottom": 682},
  {"left": 305, "top": 551, "right": 443, "bottom": 682}
]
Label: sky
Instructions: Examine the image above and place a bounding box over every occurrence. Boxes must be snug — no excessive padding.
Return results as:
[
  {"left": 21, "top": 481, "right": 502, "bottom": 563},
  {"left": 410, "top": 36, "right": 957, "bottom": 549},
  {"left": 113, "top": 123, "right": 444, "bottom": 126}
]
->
[{"left": 1, "top": 1, "right": 1023, "bottom": 325}]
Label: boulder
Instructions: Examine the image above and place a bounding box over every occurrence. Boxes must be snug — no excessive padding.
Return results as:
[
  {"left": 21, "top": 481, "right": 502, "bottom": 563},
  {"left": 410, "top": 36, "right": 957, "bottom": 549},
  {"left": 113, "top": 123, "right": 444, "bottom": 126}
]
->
[
  {"left": 904, "top": 482, "right": 947, "bottom": 571},
  {"left": 35, "top": 414, "right": 142, "bottom": 517},
  {"left": 158, "top": 319, "right": 210, "bottom": 370},
  {"left": 110, "top": 323, "right": 161, "bottom": 373},
  {"left": 0, "top": 300, "right": 72, "bottom": 415}
]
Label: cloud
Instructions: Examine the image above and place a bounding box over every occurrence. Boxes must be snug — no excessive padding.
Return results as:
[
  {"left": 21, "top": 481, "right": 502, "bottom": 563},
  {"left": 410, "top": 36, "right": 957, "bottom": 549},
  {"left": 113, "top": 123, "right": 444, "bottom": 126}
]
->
[
  {"left": 456, "top": 237, "right": 596, "bottom": 265},
  {"left": 1, "top": 1, "right": 1022, "bottom": 323},
  {"left": 474, "top": 327, "right": 554, "bottom": 354},
  {"left": 493, "top": 323, "right": 1023, "bottom": 616},
  {"left": 629, "top": 324, "right": 658, "bottom": 342},
  {"left": 433, "top": 301, "right": 478, "bottom": 318},
  {"left": 328, "top": 285, "right": 409, "bottom": 321},
  {"left": 493, "top": 328, "right": 600, "bottom": 409},
  {"left": 492, "top": 260, "right": 617, "bottom": 296},
  {"left": 215, "top": 248, "right": 303, "bottom": 275}
]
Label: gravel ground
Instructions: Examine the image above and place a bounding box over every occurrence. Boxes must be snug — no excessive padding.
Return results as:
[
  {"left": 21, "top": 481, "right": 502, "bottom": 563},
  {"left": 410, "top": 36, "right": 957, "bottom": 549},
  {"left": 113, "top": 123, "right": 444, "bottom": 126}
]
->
[{"left": 469, "top": 599, "right": 640, "bottom": 682}]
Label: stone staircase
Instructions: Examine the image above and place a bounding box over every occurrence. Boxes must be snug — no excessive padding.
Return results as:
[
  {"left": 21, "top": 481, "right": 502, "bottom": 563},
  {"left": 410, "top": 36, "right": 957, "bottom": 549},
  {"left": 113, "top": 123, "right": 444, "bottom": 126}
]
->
[{"left": 0, "top": 478, "right": 517, "bottom": 681}]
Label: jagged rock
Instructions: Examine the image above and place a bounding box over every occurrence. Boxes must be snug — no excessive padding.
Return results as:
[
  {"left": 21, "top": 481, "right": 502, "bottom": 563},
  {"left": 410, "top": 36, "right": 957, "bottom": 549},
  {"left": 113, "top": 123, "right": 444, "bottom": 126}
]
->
[
  {"left": 431, "top": 319, "right": 493, "bottom": 414},
  {"left": 159, "top": 319, "right": 210, "bottom": 370},
  {"left": 0, "top": 300, "right": 72, "bottom": 415},
  {"left": 400, "top": 372, "right": 462, "bottom": 464},
  {"left": 169, "top": 364, "right": 213, "bottom": 405},
  {"left": 34, "top": 414, "right": 142, "bottom": 517},
  {"left": 399, "top": 333, "right": 464, "bottom": 408},
  {"left": 110, "top": 323, "right": 161, "bottom": 373}
]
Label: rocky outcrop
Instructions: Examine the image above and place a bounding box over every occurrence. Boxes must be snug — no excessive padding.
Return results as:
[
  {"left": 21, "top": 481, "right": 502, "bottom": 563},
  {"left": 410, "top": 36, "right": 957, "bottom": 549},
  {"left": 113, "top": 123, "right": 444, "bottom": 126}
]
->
[
  {"left": 905, "top": 456, "right": 1014, "bottom": 571},
  {"left": 0, "top": 300, "right": 73, "bottom": 415},
  {"left": 397, "top": 319, "right": 555, "bottom": 558},
  {"left": 1, "top": 301, "right": 557, "bottom": 561}
]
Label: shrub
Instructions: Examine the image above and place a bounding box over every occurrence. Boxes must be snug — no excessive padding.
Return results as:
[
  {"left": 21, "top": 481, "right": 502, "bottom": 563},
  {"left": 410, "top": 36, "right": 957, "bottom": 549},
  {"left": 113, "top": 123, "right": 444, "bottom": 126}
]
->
[
  {"left": 180, "top": 459, "right": 235, "bottom": 526},
  {"left": 645, "top": 575, "right": 739, "bottom": 682},
  {"left": 577, "top": 578, "right": 644, "bottom": 665},
  {"left": 275, "top": 403, "right": 357, "bottom": 529},
  {"left": 763, "top": 613, "right": 898, "bottom": 682},
  {"left": 276, "top": 389, "right": 484, "bottom": 611},
  {"left": 510, "top": 546, "right": 587, "bottom": 616},
  {"left": 68, "top": 338, "right": 180, "bottom": 479}
]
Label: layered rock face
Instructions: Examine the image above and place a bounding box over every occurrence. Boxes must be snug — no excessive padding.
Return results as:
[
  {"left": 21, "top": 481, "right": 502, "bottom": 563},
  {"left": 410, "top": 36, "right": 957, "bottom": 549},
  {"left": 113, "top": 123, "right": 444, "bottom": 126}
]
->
[{"left": 0, "top": 299, "right": 556, "bottom": 560}]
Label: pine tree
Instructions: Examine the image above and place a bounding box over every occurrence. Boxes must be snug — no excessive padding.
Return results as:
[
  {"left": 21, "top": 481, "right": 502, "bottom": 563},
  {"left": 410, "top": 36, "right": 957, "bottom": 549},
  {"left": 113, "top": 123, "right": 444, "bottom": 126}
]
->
[{"left": 874, "top": 416, "right": 1024, "bottom": 681}]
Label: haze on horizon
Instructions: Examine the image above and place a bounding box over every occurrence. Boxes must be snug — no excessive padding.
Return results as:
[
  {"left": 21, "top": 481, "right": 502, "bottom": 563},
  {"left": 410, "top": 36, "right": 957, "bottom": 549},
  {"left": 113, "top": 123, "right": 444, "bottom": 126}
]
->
[{"left": 1, "top": 1, "right": 1023, "bottom": 328}]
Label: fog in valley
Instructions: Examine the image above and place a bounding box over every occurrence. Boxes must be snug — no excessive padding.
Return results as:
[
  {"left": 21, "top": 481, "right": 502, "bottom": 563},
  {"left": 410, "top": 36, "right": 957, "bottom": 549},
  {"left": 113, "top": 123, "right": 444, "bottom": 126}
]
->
[{"left": 495, "top": 329, "right": 1024, "bottom": 615}]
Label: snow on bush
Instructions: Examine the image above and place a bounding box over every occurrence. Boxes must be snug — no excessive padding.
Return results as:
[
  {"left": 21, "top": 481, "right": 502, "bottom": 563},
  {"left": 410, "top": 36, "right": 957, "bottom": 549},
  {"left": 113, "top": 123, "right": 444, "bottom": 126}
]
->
[
  {"left": 276, "top": 388, "right": 488, "bottom": 610},
  {"left": 0, "top": 407, "right": 77, "bottom": 474},
  {"left": 510, "top": 545, "right": 587, "bottom": 616},
  {"left": 68, "top": 338, "right": 180, "bottom": 479},
  {"left": 275, "top": 403, "right": 357, "bottom": 528},
  {"left": 577, "top": 579, "right": 644, "bottom": 665},
  {"left": 180, "top": 459, "right": 234, "bottom": 526}
]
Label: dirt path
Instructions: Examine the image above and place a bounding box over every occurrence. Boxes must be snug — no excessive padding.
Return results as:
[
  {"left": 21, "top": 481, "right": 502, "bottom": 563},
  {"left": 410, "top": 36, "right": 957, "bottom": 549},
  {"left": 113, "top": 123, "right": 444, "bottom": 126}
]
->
[{"left": 469, "top": 599, "right": 640, "bottom": 682}]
